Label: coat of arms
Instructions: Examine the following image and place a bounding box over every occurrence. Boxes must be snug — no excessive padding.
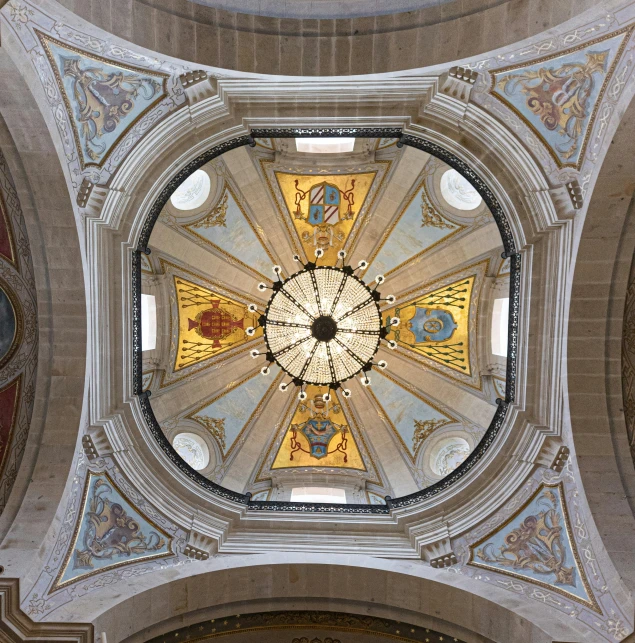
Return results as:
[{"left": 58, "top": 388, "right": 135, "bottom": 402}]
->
[
  {"left": 188, "top": 299, "right": 245, "bottom": 348},
  {"left": 289, "top": 395, "right": 348, "bottom": 461},
  {"left": 406, "top": 307, "right": 458, "bottom": 343}
]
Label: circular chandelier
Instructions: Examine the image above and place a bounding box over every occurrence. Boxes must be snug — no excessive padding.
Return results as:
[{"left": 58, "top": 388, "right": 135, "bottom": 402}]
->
[{"left": 247, "top": 250, "right": 400, "bottom": 399}]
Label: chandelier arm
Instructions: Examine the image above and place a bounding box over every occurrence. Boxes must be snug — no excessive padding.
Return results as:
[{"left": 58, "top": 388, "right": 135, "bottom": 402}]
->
[
  {"left": 337, "top": 329, "right": 381, "bottom": 336},
  {"left": 265, "top": 320, "right": 312, "bottom": 329},
  {"left": 298, "top": 339, "right": 320, "bottom": 380},
  {"left": 325, "top": 341, "right": 337, "bottom": 383},
  {"left": 332, "top": 335, "right": 367, "bottom": 368},
  {"left": 272, "top": 334, "right": 313, "bottom": 358},
  {"left": 334, "top": 295, "right": 374, "bottom": 323},
  {"left": 278, "top": 287, "right": 316, "bottom": 322},
  {"left": 328, "top": 271, "right": 348, "bottom": 316}
]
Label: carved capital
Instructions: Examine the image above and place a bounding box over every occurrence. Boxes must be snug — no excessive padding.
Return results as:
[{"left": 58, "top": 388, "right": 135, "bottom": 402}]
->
[
  {"left": 179, "top": 70, "right": 216, "bottom": 104},
  {"left": 82, "top": 427, "right": 113, "bottom": 460},
  {"left": 77, "top": 179, "right": 114, "bottom": 218},
  {"left": 421, "top": 536, "right": 458, "bottom": 568},
  {"left": 439, "top": 66, "right": 478, "bottom": 103},
  {"left": 549, "top": 180, "right": 583, "bottom": 219},
  {"left": 184, "top": 530, "right": 219, "bottom": 560},
  {"left": 534, "top": 437, "right": 570, "bottom": 471}
]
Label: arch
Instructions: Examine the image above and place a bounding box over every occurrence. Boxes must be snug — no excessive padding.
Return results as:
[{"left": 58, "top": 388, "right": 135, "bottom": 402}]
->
[
  {"left": 0, "top": 35, "right": 87, "bottom": 582},
  {"left": 61, "top": 556, "right": 593, "bottom": 643},
  {"left": 568, "top": 96, "right": 635, "bottom": 593}
]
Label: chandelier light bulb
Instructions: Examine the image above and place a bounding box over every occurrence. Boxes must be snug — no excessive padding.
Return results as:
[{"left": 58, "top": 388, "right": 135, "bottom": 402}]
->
[
  {"left": 342, "top": 389, "right": 352, "bottom": 398},
  {"left": 358, "top": 260, "right": 368, "bottom": 269},
  {"left": 272, "top": 265, "right": 282, "bottom": 275},
  {"left": 315, "top": 248, "right": 324, "bottom": 258},
  {"left": 293, "top": 254, "right": 301, "bottom": 262},
  {"left": 261, "top": 366, "right": 270, "bottom": 376},
  {"left": 322, "top": 392, "right": 331, "bottom": 402},
  {"left": 390, "top": 317, "right": 400, "bottom": 327},
  {"left": 375, "top": 274, "right": 385, "bottom": 284},
  {"left": 258, "top": 282, "right": 268, "bottom": 292},
  {"left": 385, "top": 295, "right": 396, "bottom": 304},
  {"left": 248, "top": 303, "right": 258, "bottom": 313},
  {"left": 250, "top": 349, "right": 260, "bottom": 359},
  {"left": 279, "top": 382, "right": 289, "bottom": 392},
  {"left": 387, "top": 340, "right": 398, "bottom": 350},
  {"left": 298, "top": 391, "right": 308, "bottom": 401},
  {"left": 361, "top": 376, "right": 371, "bottom": 386},
  {"left": 378, "top": 360, "right": 388, "bottom": 369},
  {"left": 338, "top": 250, "right": 347, "bottom": 259},
  {"left": 246, "top": 327, "right": 256, "bottom": 336}
]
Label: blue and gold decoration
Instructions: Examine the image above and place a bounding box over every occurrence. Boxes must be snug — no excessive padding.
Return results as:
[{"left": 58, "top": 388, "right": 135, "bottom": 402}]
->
[
  {"left": 52, "top": 471, "right": 172, "bottom": 591},
  {"left": 490, "top": 27, "right": 633, "bottom": 168},
  {"left": 384, "top": 276, "right": 474, "bottom": 376},
  {"left": 37, "top": 31, "right": 168, "bottom": 169},
  {"left": 469, "top": 482, "right": 600, "bottom": 612}
]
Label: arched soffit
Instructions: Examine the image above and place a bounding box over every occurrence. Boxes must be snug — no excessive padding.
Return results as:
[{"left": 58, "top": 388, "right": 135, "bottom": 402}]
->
[
  {"left": 569, "top": 95, "right": 635, "bottom": 592},
  {"left": 83, "top": 557, "right": 589, "bottom": 643},
  {"left": 131, "top": 129, "right": 519, "bottom": 512},
  {"left": 55, "top": 0, "right": 606, "bottom": 76},
  {"left": 0, "top": 44, "right": 87, "bottom": 570}
]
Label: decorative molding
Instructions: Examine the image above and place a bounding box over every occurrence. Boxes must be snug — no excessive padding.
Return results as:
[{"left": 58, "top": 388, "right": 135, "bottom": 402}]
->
[
  {"left": 439, "top": 66, "right": 478, "bottom": 103},
  {"left": 421, "top": 535, "right": 458, "bottom": 568},
  {"left": 183, "top": 529, "right": 218, "bottom": 560},
  {"left": 0, "top": 578, "right": 93, "bottom": 642},
  {"left": 179, "top": 70, "right": 216, "bottom": 104}
]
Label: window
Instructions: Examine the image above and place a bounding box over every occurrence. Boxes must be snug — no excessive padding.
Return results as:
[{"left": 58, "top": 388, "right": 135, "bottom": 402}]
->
[
  {"left": 491, "top": 297, "right": 509, "bottom": 357},
  {"left": 141, "top": 294, "right": 157, "bottom": 351},
  {"left": 170, "top": 169, "right": 211, "bottom": 210},
  {"left": 295, "top": 138, "right": 355, "bottom": 154},
  {"left": 290, "top": 487, "right": 347, "bottom": 503},
  {"left": 173, "top": 433, "right": 210, "bottom": 470},
  {"left": 440, "top": 169, "right": 482, "bottom": 211}
]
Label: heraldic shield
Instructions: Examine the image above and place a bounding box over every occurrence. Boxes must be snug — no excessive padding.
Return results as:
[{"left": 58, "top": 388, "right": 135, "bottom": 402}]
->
[
  {"left": 188, "top": 299, "right": 244, "bottom": 347},
  {"left": 308, "top": 182, "right": 340, "bottom": 225},
  {"left": 408, "top": 307, "right": 458, "bottom": 343}
]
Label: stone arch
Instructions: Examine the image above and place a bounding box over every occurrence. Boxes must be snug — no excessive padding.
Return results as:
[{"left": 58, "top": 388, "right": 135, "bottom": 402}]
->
[
  {"left": 0, "top": 36, "right": 87, "bottom": 581},
  {"left": 72, "top": 555, "right": 593, "bottom": 643},
  {"left": 568, "top": 96, "right": 635, "bottom": 593}
]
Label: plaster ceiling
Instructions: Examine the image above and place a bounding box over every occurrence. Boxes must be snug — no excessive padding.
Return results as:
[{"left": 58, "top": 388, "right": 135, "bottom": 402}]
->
[{"left": 142, "top": 137, "right": 509, "bottom": 503}]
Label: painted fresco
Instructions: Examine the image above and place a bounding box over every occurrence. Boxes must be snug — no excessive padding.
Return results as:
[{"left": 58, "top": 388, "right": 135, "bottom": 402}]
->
[
  {"left": 189, "top": 368, "right": 280, "bottom": 457},
  {"left": 184, "top": 188, "right": 273, "bottom": 278},
  {"left": 250, "top": 490, "right": 270, "bottom": 501},
  {"left": 367, "top": 491, "right": 386, "bottom": 505},
  {"left": 0, "top": 377, "right": 20, "bottom": 478},
  {"left": 174, "top": 276, "right": 261, "bottom": 371},
  {"left": 498, "top": 256, "right": 511, "bottom": 276},
  {"left": 384, "top": 276, "right": 475, "bottom": 376},
  {"left": 376, "top": 138, "right": 398, "bottom": 149},
  {"left": 38, "top": 32, "right": 168, "bottom": 169},
  {"left": 369, "top": 372, "right": 453, "bottom": 459},
  {"left": 493, "top": 377, "right": 506, "bottom": 399},
  {"left": 469, "top": 483, "right": 600, "bottom": 612},
  {"left": 272, "top": 387, "right": 365, "bottom": 471},
  {"left": 0, "top": 192, "right": 16, "bottom": 266},
  {"left": 275, "top": 171, "right": 376, "bottom": 265},
  {"left": 141, "top": 371, "right": 153, "bottom": 392},
  {"left": 140, "top": 252, "right": 153, "bottom": 273},
  {"left": 490, "top": 29, "right": 631, "bottom": 168},
  {"left": 367, "top": 182, "right": 461, "bottom": 277},
  {"left": 53, "top": 471, "right": 172, "bottom": 590}
]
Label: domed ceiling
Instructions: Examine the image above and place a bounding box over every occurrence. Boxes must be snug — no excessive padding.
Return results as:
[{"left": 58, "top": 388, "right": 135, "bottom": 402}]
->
[{"left": 139, "top": 136, "right": 510, "bottom": 504}]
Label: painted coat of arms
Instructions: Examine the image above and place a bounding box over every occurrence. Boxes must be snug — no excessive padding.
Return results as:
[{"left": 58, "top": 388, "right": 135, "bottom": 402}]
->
[
  {"left": 405, "top": 308, "right": 458, "bottom": 343},
  {"left": 188, "top": 299, "right": 245, "bottom": 348},
  {"left": 290, "top": 395, "right": 348, "bottom": 461}
]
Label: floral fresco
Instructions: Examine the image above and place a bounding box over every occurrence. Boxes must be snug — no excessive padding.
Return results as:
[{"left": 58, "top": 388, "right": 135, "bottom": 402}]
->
[
  {"left": 490, "top": 28, "right": 631, "bottom": 168},
  {"left": 468, "top": 482, "right": 600, "bottom": 612},
  {"left": 38, "top": 32, "right": 168, "bottom": 168},
  {"left": 52, "top": 471, "right": 172, "bottom": 590}
]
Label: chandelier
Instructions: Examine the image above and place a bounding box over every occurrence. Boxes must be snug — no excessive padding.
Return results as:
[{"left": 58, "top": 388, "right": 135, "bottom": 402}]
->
[{"left": 247, "top": 250, "right": 400, "bottom": 399}]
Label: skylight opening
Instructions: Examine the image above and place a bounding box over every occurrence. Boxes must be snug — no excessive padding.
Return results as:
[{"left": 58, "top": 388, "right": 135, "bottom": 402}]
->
[
  {"left": 170, "top": 169, "right": 211, "bottom": 210},
  {"left": 295, "top": 138, "right": 355, "bottom": 154},
  {"left": 290, "top": 487, "right": 347, "bottom": 503},
  {"left": 141, "top": 294, "right": 157, "bottom": 351},
  {"left": 491, "top": 297, "right": 509, "bottom": 357}
]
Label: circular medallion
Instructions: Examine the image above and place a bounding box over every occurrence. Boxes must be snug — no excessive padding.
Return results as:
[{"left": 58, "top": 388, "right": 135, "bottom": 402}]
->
[
  {"left": 263, "top": 266, "right": 382, "bottom": 385},
  {"left": 440, "top": 169, "right": 482, "bottom": 211},
  {"left": 170, "top": 169, "right": 211, "bottom": 211}
]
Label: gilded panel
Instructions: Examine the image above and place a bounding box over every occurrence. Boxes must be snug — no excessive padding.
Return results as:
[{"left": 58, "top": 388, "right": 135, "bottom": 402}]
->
[
  {"left": 174, "top": 275, "right": 261, "bottom": 372},
  {"left": 271, "top": 387, "right": 366, "bottom": 471},
  {"left": 274, "top": 171, "right": 376, "bottom": 265}
]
